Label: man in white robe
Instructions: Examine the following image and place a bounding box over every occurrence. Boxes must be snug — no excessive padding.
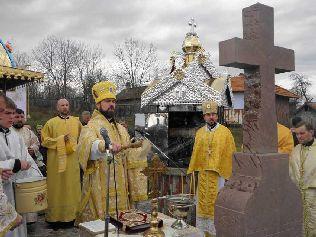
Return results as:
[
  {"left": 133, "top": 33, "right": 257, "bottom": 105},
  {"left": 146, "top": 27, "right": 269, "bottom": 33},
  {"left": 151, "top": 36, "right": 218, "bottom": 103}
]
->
[
  {"left": 0, "top": 96, "right": 41, "bottom": 237},
  {"left": 13, "top": 109, "right": 40, "bottom": 159},
  {"left": 13, "top": 108, "right": 41, "bottom": 223},
  {"left": 0, "top": 92, "right": 22, "bottom": 236}
]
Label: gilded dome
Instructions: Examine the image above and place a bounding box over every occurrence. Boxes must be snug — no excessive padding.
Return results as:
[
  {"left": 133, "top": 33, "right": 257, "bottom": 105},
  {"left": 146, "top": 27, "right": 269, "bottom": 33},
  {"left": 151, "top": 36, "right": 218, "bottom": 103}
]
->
[{"left": 182, "top": 32, "right": 202, "bottom": 53}]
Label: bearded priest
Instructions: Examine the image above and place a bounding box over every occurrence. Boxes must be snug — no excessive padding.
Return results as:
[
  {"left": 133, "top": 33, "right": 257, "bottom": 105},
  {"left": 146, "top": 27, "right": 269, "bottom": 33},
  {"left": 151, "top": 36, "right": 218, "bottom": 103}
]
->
[
  {"left": 75, "top": 81, "right": 148, "bottom": 224},
  {"left": 188, "top": 100, "right": 236, "bottom": 236}
]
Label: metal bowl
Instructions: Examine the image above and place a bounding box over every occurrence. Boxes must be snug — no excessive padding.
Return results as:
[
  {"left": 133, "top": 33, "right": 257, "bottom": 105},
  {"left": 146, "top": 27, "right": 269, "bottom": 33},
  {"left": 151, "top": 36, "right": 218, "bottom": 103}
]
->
[{"left": 166, "top": 194, "right": 195, "bottom": 229}]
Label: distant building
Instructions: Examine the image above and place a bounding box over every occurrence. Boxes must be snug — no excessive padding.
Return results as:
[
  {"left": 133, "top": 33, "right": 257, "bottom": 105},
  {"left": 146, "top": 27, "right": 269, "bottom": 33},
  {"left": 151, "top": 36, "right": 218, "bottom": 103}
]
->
[
  {"left": 294, "top": 102, "right": 316, "bottom": 128},
  {"left": 116, "top": 85, "right": 147, "bottom": 118},
  {"left": 225, "top": 74, "right": 299, "bottom": 127}
]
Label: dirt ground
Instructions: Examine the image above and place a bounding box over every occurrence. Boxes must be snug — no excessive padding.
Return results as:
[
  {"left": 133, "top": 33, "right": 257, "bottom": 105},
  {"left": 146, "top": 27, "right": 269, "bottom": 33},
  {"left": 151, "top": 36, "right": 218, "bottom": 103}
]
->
[{"left": 27, "top": 215, "right": 79, "bottom": 237}]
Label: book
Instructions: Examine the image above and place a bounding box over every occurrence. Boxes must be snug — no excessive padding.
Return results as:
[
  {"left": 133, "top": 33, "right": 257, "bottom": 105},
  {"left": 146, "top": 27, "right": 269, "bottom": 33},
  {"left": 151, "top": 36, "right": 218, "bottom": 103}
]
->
[{"left": 110, "top": 209, "right": 163, "bottom": 233}]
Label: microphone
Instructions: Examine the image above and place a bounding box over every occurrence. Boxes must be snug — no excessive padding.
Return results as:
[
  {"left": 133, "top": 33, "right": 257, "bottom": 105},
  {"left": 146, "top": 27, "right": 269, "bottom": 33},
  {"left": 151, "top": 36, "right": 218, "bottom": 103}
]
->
[
  {"left": 135, "top": 128, "right": 150, "bottom": 136},
  {"left": 100, "top": 128, "right": 111, "bottom": 149}
]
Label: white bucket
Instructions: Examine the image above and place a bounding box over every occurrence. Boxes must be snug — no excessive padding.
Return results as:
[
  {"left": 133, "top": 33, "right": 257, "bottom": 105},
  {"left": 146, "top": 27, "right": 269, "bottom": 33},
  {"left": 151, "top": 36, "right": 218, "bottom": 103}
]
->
[{"left": 14, "top": 176, "right": 47, "bottom": 214}]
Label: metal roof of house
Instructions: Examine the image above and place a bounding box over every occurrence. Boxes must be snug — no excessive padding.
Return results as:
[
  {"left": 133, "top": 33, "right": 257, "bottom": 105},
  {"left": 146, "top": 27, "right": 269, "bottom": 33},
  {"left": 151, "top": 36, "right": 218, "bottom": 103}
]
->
[{"left": 231, "top": 75, "right": 299, "bottom": 98}]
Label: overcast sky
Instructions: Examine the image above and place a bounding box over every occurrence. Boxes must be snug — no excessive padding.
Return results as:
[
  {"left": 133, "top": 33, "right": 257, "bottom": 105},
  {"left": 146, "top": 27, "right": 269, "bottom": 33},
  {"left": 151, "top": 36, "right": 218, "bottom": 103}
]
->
[{"left": 1, "top": 0, "right": 315, "bottom": 97}]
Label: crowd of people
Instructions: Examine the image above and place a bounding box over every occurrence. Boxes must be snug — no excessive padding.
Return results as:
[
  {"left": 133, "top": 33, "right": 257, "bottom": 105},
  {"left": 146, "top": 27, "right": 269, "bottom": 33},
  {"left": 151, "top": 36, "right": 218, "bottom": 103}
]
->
[
  {"left": 0, "top": 81, "right": 149, "bottom": 237},
  {"left": 0, "top": 80, "right": 315, "bottom": 237},
  {"left": 188, "top": 100, "right": 315, "bottom": 236},
  {"left": 0, "top": 92, "right": 45, "bottom": 237}
]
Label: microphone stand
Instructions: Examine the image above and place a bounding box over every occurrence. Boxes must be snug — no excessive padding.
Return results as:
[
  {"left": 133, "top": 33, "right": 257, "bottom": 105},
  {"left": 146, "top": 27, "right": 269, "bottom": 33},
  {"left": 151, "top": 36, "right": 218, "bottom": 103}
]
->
[
  {"left": 135, "top": 130, "right": 186, "bottom": 175},
  {"left": 100, "top": 127, "right": 120, "bottom": 237},
  {"left": 104, "top": 151, "right": 114, "bottom": 237}
]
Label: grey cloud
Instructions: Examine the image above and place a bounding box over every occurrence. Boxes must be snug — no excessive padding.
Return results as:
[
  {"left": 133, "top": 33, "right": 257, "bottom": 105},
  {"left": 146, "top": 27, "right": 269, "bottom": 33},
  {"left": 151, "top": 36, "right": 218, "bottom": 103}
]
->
[{"left": 0, "top": 0, "right": 315, "bottom": 96}]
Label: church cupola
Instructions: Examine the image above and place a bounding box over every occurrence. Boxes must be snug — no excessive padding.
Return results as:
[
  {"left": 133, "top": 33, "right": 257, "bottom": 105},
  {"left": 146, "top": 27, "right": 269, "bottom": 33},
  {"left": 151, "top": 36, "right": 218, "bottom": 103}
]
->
[{"left": 182, "top": 18, "right": 202, "bottom": 66}]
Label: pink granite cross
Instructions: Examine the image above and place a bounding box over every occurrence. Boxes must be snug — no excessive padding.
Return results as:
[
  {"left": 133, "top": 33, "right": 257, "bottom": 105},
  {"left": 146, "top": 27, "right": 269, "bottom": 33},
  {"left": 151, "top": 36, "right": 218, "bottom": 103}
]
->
[
  {"left": 215, "top": 4, "right": 302, "bottom": 237},
  {"left": 219, "top": 3, "right": 294, "bottom": 153}
]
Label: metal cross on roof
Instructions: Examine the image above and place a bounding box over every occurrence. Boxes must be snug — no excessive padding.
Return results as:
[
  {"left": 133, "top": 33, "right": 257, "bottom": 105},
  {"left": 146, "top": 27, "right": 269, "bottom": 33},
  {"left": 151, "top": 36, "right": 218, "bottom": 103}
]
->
[{"left": 188, "top": 18, "right": 197, "bottom": 34}]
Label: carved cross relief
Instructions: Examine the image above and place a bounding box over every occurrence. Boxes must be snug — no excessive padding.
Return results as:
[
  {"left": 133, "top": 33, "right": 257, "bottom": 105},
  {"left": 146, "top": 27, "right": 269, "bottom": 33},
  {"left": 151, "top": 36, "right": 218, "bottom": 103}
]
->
[{"left": 141, "top": 154, "right": 168, "bottom": 198}]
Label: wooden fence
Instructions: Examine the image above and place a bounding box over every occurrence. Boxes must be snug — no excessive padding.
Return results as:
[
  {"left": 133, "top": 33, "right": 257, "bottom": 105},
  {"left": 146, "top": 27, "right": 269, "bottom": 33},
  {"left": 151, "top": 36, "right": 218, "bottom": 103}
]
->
[{"left": 224, "top": 108, "right": 244, "bottom": 125}]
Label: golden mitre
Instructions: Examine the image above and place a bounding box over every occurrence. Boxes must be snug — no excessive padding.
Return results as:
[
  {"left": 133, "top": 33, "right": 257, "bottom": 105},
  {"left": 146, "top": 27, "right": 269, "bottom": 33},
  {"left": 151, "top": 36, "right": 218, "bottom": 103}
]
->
[
  {"left": 92, "top": 81, "right": 117, "bottom": 104},
  {"left": 202, "top": 100, "right": 218, "bottom": 114}
]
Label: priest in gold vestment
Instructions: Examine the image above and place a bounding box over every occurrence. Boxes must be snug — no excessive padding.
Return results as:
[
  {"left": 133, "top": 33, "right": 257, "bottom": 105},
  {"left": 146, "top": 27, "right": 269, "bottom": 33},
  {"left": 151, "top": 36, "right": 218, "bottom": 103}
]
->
[
  {"left": 188, "top": 100, "right": 236, "bottom": 236},
  {"left": 41, "top": 99, "right": 82, "bottom": 225},
  {"left": 289, "top": 121, "right": 316, "bottom": 236},
  {"left": 76, "top": 81, "right": 148, "bottom": 224}
]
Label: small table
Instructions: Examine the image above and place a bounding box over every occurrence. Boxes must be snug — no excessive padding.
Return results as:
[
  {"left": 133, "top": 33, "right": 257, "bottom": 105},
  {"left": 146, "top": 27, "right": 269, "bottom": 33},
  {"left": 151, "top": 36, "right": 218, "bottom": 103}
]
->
[{"left": 79, "top": 213, "right": 204, "bottom": 237}]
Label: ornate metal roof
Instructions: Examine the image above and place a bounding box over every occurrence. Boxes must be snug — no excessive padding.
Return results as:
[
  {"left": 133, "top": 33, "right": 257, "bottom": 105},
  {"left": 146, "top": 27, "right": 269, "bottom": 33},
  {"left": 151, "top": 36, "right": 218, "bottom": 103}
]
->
[
  {"left": 141, "top": 51, "right": 233, "bottom": 108},
  {"left": 0, "top": 39, "right": 43, "bottom": 91},
  {"left": 141, "top": 19, "right": 233, "bottom": 108},
  {"left": 0, "top": 65, "right": 44, "bottom": 90}
]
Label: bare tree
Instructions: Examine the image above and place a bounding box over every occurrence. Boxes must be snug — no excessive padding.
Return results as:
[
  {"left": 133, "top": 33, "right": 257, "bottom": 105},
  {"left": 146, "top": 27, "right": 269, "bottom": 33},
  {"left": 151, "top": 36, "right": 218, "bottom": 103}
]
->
[
  {"left": 76, "top": 45, "right": 106, "bottom": 110},
  {"left": 11, "top": 37, "right": 109, "bottom": 113},
  {"left": 13, "top": 50, "right": 32, "bottom": 69},
  {"left": 11, "top": 50, "right": 46, "bottom": 103},
  {"left": 113, "top": 38, "right": 158, "bottom": 88},
  {"left": 32, "top": 35, "right": 82, "bottom": 98},
  {"left": 290, "top": 72, "right": 313, "bottom": 103}
]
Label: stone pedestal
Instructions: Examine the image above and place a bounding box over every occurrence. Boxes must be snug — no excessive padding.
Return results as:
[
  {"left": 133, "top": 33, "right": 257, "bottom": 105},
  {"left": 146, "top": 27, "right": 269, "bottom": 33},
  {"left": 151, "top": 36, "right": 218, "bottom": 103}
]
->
[{"left": 215, "top": 152, "right": 302, "bottom": 237}]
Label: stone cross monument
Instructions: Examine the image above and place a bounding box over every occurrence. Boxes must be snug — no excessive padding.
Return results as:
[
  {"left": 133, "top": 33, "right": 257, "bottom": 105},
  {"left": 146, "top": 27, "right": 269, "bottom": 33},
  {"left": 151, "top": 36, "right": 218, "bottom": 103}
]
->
[{"left": 214, "top": 3, "right": 303, "bottom": 236}]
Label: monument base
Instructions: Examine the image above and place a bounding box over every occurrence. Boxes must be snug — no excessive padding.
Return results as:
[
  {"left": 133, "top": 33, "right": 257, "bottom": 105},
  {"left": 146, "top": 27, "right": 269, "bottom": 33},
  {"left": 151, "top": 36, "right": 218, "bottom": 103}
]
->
[{"left": 215, "top": 152, "right": 303, "bottom": 237}]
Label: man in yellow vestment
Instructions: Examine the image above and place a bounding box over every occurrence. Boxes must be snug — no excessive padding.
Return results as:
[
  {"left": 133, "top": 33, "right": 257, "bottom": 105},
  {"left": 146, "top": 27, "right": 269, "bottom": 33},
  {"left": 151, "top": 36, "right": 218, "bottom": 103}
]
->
[
  {"left": 277, "top": 122, "right": 294, "bottom": 154},
  {"left": 75, "top": 81, "right": 148, "bottom": 224},
  {"left": 289, "top": 121, "right": 316, "bottom": 236},
  {"left": 188, "top": 100, "right": 236, "bottom": 236},
  {"left": 41, "top": 99, "right": 82, "bottom": 227}
]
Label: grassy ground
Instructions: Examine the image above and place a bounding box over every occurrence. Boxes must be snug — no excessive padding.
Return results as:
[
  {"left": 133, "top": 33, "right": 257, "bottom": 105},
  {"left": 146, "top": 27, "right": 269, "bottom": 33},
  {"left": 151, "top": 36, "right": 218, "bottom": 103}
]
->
[
  {"left": 228, "top": 125, "right": 243, "bottom": 152},
  {"left": 28, "top": 106, "right": 243, "bottom": 153},
  {"left": 27, "top": 215, "right": 79, "bottom": 237},
  {"left": 27, "top": 105, "right": 81, "bottom": 129},
  {"left": 27, "top": 107, "right": 54, "bottom": 128}
]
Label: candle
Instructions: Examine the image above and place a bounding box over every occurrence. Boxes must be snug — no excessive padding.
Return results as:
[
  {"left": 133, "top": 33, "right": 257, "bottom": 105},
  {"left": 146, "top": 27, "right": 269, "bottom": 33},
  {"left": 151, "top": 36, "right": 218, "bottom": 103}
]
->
[
  {"left": 189, "top": 174, "right": 193, "bottom": 195},
  {"left": 193, "top": 172, "right": 196, "bottom": 196},
  {"left": 181, "top": 174, "right": 184, "bottom": 194}
]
